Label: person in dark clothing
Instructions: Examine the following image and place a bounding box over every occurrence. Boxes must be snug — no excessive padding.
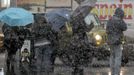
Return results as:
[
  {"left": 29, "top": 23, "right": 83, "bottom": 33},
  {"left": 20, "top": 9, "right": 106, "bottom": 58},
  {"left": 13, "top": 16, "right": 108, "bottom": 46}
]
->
[
  {"left": 71, "top": 0, "right": 96, "bottom": 45},
  {"left": 31, "top": 14, "right": 57, "bottom": 75},
  {"left": 59, "top": 0, "right": 96, "bottom": 75},
  {"left": 2, "top": 24, "right": 26, "bottom": 75},
  {"left": 106, "top": 8, "right": 127, "bottom": 75}
]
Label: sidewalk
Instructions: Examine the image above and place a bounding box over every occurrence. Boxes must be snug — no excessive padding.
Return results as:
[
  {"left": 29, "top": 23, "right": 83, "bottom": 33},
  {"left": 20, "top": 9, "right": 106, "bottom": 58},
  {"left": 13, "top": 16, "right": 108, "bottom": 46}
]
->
[{"left": 0, "top": 53, "right": 5, "bottom": 68}]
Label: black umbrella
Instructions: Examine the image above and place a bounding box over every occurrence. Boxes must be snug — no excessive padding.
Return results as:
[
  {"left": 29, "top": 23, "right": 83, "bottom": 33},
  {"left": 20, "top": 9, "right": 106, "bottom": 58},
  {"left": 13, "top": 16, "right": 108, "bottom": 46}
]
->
[{"left": 45, "top": 9, "right": 71, "bottom": 32}]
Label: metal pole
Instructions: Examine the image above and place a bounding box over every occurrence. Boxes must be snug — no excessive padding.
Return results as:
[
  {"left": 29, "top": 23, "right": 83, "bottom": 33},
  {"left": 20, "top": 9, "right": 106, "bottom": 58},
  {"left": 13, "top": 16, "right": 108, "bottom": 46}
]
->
[
  {"left": 44, "top": 0, "right": 46, "bottom": 12},
  {"left": 6, "top": 0, "right": 10, "bottom": 8},
  {"left": 0, "top": 0, "right": 1, "bottom": 8},
  {"left": 71, "top": 0, "right": 73, "bottom": 10},
  {"left": 10, "top": 0, "right": 17, "bottom": 7}
]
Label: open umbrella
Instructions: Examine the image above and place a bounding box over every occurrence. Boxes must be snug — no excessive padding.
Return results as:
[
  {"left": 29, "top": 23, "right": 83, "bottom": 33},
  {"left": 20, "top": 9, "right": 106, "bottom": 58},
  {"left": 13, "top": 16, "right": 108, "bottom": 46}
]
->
[
  {"left": 73, "top": 0, "right": 97, "bottom": 17},
  {"left": 0, "top": 7, "right": 34, "bottom": 26},
  {"left": 45, "top": 9, "right": 71, "bottom": 31}
]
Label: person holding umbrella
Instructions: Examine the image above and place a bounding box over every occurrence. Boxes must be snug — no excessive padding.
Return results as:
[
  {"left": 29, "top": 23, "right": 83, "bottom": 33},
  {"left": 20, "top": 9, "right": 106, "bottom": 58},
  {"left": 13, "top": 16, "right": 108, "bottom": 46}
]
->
[
  {"left": 0, "top": 7, "right": 34, "bottom": 75},
  {"left": 32, "top": 14, "right": 57, "bottom": 75},
  {"left": 70, "top": 0, "right": 96, "bottom": 75},
  {"left": 46, "top": 0, "right": 96, "bottom": 75}
]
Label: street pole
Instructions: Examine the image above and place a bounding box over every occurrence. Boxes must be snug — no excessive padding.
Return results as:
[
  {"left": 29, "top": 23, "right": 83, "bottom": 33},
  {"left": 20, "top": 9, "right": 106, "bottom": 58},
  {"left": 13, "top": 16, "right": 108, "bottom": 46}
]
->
[
  {"left": 44, "top": 0, "right": 46, "bottom": 12},
  {"left": 10, "top": 0, "right": 17, "bottom": 7},
  {"left": 71, "top": 0, "right": 73, "bottom": 10}
]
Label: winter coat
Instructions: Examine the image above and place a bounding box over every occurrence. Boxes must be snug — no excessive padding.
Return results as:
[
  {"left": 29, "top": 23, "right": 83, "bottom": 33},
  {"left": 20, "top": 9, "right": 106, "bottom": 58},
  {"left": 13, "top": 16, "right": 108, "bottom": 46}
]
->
[
  {"left": 106, "top": 8, "right": 127, "bottom": 45},
  {"left": 32, "top": 23, "right": 57, "bottom": 47},
  {"left": 56, "top": 5, "right": 95, "bottom": 67},
  {"left": 32, "top": 14, "right": 58, "bottom": 46},
  {"left": 2, "top": 25, "right": 25, "bottom": 55}
]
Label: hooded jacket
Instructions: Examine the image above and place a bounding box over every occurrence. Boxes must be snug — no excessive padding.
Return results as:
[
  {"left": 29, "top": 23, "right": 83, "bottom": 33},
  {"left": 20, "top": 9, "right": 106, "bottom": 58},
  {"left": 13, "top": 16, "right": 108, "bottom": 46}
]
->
[{"left": 106, "top": 8, "right": 127, "bottom": 45}]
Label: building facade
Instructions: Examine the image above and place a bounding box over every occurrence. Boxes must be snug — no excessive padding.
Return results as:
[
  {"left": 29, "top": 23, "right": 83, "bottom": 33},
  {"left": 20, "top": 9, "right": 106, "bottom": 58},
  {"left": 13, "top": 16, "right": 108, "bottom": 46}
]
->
[{"left": 17, "top": 0, "right": 75, "bottom": 13}]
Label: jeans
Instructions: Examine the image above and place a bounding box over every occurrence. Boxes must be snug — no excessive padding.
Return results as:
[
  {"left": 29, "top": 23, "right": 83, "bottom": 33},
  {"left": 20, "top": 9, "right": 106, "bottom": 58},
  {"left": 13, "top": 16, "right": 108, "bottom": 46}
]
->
[
  {"left": 110, "top": 45, "right": 122, "bottom": 75},
  {"left": 5, "top": 50, "right": 21, "bottom": 75},
  {"left": 34, "top": 45, "right": 54, "bottom": 75}
]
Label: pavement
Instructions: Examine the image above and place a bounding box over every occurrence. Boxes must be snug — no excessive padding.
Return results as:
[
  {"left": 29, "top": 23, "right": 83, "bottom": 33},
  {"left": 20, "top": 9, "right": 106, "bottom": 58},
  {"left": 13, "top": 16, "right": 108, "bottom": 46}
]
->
[
  {"left": 0, "top": 53, "right": 5, "bottom": 68},
  {"left": 0, "top": 53, "right": 5, "bottom": 75},
  {"left": 54, "top": 66, "right": 134, "bottom": 75},
  {"left": 1, "top": 53, "right": 134, "bottom": 75}
]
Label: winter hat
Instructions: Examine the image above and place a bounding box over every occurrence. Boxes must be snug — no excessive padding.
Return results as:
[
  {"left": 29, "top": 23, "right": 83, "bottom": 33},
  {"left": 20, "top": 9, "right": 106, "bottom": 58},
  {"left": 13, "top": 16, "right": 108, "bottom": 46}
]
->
[{"left": 114, "top": 8, "right": 125, "bottom": 19}]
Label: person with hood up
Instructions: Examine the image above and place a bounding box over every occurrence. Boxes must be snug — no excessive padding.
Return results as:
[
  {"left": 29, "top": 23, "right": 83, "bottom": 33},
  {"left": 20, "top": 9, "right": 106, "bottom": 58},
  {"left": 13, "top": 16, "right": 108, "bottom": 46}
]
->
[
  {"left": 106, "top": 8, "right": 127, "bottom": 75},
  {"left": 72, "top": 0, "right": 96, "bottom": 34},
  {"left": 2, "top": 24, "right": 30, "bottom": 75},
  {"left": 31, "top": 14, "right": 57, "bottom": 75},
  {"left": 69, "top": 0, "right": 96, "bottom": 75}
]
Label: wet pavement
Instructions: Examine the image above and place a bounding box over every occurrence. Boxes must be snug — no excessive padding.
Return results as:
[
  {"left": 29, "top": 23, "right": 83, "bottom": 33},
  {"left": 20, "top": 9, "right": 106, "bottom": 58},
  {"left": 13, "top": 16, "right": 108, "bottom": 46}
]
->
[
  {"left": 1, "top": 53, "right": 134, "bottom": 75},
  {"left": 54, "top": 66, "right": 134, "bottom": 75},
  {"left": 0, "top": 53, "right": 5, "bottom": 68},
  {"left": 85, "top": 67, "right": 134, "bottom": 75},
  {"left": 0, "top": 53, "right": 5, "bottom": 75}
]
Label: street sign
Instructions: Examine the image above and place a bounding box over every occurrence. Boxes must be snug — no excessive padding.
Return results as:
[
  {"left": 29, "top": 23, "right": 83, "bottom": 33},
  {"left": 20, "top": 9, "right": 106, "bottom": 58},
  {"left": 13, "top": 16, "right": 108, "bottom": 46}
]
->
[{"left": 45, "top": 0, "right": 73, "bottom": 12}]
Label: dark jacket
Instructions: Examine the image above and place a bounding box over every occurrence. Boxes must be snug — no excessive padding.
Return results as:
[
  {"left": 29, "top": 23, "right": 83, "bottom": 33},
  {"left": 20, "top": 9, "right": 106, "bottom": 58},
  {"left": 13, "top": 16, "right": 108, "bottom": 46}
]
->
[
  {"left": 106, "top": 8, "right": 127, "bottom": 45},
  {"left": 32, "top": 14, "right": 58, "bottom": 47},
  {"left": 2, "top": 25, "right": 24, "bottom": 55}
]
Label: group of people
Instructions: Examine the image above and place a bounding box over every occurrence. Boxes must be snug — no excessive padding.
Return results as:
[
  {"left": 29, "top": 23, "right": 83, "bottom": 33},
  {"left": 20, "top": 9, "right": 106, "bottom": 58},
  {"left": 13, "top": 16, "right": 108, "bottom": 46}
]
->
[
  {"left": 2, "top": 0, "right": 127, "bottom": 75},
  {"left": 2, "top": 13, "right": 58, "bottom": 75}
]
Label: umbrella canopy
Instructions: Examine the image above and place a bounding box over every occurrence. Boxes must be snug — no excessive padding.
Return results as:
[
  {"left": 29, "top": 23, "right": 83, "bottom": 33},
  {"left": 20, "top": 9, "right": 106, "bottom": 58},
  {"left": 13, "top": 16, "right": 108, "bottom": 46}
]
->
[
  {"left": 0, "top": 7, "right": 34, "bottom": 26},
  {"left": 45, "top": 9, "right": 71, "bottom": 31},
  {"left": 73, "top": 0, "right": 97, "bottom": 17}
]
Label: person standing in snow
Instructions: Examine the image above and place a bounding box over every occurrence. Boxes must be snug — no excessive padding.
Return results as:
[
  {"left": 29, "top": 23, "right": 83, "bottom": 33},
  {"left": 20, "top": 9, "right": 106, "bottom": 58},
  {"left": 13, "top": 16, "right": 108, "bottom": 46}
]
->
[
  {"left": 70, "top": 0, "right": 96, "bottom": 75},
  {"left": 106, "top": 8, "right": 127, "bottom": 75},
  {"left": 31, "top": 14, "right": 57, "bottom": 75}
]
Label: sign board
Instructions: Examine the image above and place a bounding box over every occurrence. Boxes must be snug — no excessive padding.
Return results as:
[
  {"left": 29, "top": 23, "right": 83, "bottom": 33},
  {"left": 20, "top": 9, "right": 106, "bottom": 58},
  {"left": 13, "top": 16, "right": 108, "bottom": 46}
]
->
[
  {"left": 91, "top": 1, "right": 134, "bottom": 23},
  {"left": 17, "top": 0, "right": 72, "bottom": 7},
  {"left": 46, "top": 0, "right": 72, "bottom": 7},
  {"left": 45, "top": 0, "right": 72, "bottom": 12},
  {"left": 17, "top": 0, "right": 45, "bottom": 5},
  {"left": 17, "top": 0, "right": 72, "bottom": 13}
]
